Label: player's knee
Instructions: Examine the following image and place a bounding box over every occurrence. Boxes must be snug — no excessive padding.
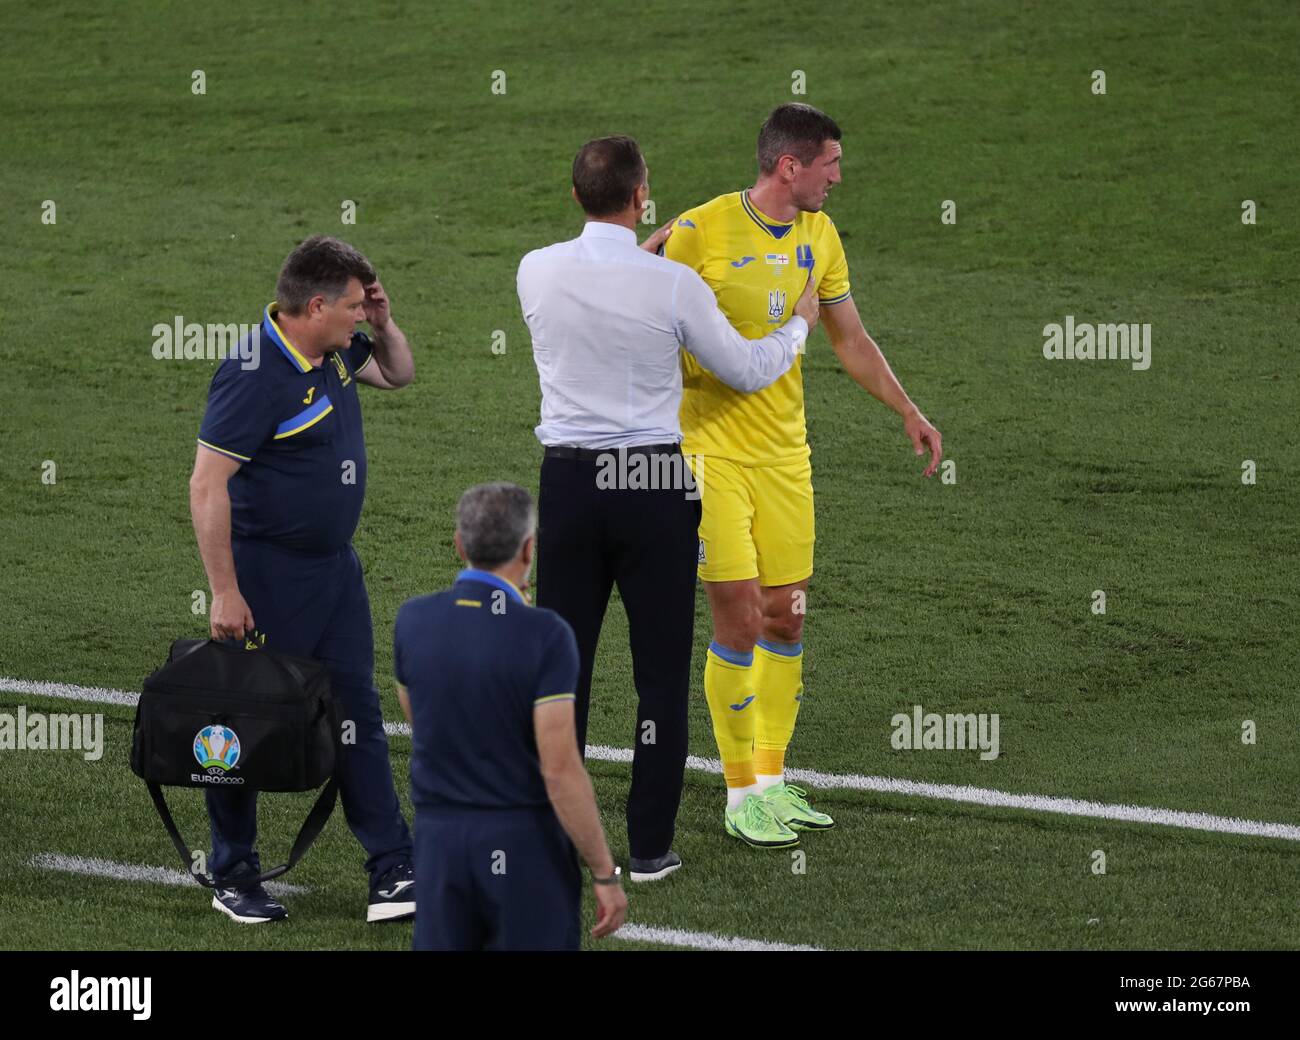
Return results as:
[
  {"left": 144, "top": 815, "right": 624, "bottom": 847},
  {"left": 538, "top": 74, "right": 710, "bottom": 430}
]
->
[
  {"left": 762, "top": 614, "right": 804, "bottom": 645},
  {"left": 712, "top": 627, "right": 759, "bottom": 654},
  {"left": 712, "top": 610, "right": 762, "bottom": 653},
  {"left": 708, "top": 588, "right": 763, "bottom": 652},
  {"left": 761, "top": 587, "right": 806, "bottom": 644}
]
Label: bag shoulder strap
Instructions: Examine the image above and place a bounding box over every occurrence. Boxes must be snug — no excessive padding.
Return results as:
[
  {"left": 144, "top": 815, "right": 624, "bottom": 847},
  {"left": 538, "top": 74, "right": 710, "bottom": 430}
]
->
[{"left": 146, "top": 778, "right": 338, "bottom": 890}]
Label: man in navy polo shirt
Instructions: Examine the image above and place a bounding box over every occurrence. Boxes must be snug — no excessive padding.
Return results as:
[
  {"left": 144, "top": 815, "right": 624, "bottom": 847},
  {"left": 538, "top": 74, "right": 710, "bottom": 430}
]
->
[
  {"left": 189, "top": 235, "right": 416, "bottom": 924},
  {"left": 395, "top": 483, "right": 627, "bottom": 950}
]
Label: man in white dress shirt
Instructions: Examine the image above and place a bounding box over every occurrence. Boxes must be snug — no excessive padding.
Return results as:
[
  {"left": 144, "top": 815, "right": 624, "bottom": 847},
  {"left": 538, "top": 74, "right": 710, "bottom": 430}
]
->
[{"left": 516, "top": 135, "right": 818, "bottom": 883}]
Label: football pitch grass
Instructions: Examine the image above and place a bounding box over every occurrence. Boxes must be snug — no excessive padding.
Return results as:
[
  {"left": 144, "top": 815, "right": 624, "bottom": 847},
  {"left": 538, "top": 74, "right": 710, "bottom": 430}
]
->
[{"left": 2, "top": 0, "right": 1298, "bottom": 950}]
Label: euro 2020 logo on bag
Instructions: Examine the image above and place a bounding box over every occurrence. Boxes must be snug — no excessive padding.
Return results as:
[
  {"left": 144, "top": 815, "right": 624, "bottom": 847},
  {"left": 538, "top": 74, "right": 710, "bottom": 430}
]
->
[{"left": 193, "top": 724, "right": 242, "bottom": 778}]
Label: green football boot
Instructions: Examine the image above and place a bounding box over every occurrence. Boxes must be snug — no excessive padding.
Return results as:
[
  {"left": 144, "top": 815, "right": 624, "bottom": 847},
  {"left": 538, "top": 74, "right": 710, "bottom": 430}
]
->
[
  {"left": 724, "top": 793, "right": 800, "bottom": 848},
  {"left": 762, "top": 782, "right": 835, "bottom": 831}
]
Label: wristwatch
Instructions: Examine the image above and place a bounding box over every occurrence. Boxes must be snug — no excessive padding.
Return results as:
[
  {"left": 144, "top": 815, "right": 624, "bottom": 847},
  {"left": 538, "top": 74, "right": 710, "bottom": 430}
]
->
[{"left": 592, "top": 866, "right": 623, "bottom": 886}]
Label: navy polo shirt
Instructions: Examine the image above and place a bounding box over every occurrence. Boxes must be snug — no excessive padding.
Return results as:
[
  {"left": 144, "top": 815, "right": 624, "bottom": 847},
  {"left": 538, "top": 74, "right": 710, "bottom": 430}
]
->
[
  {"left": 394, "top": 569, "right": 580, "bottom": 811},
  {"left": 198, "top": 304, "right": 373, "bottom": 554}
]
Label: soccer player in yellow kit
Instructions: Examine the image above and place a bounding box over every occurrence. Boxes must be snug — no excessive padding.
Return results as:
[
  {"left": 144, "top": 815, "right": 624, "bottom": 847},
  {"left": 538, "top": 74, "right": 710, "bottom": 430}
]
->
[{"left": 666, "top": 103, "right": 943, "bottom": 848}]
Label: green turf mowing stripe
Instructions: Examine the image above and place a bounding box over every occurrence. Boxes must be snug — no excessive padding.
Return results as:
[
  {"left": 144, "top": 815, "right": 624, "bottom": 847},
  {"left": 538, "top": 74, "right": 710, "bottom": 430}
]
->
[{"left": 9, "top": 674, "right": 1299, "bottom": 843}]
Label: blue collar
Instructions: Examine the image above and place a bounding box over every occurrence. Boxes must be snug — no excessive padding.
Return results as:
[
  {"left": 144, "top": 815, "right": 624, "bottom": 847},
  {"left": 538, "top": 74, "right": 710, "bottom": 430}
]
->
[
  {"left": 456, "top": 568, "right": 526, "bottom": 604},
  {"left": 262, "top": 303, "right": 315, "bottom": 373},
  {"left": 741, "top": 190, "right": 795, "bottom": 240}
]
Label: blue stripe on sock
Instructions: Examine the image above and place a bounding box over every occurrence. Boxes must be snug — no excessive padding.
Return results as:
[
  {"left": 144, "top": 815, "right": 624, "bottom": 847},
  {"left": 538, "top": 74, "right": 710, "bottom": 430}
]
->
[
  {"left": 757, "top": 638, "right": 802, "bottom": 657},
  {"left": 708, "top": 641, "right": 754, "bottom": 667}
]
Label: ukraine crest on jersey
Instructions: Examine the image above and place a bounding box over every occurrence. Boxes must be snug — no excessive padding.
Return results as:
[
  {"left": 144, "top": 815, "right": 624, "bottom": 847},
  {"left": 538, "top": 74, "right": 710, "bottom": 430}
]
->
[{"left": 666, "top": 191, "right": 851, "bottom": 465}]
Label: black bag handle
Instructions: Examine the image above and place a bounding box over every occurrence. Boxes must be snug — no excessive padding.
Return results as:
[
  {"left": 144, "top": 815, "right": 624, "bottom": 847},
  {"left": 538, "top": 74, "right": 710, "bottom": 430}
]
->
[
  {"left": 146, "top": 776, "right": 338, "bottom": 890},
  {"left": 201, "top": 632, "right": 312, "bottom": 689}
]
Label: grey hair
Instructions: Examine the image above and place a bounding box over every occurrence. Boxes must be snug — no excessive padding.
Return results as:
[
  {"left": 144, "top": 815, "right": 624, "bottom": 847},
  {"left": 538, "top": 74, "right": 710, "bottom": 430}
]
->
[{"left": 456, "top": 482, "right": 536, "bottom": 569}]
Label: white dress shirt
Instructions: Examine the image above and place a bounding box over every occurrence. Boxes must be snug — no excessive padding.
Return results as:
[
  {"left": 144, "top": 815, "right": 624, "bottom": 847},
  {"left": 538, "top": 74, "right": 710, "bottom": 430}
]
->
[{"left": 517, "top": 220, "right": 807, "bottom": 449}]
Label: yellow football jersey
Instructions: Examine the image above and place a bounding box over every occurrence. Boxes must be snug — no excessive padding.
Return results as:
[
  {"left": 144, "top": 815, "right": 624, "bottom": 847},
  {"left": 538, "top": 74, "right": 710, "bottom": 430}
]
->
[{"left": 666, "top": 190, "right": 851, "bottom": 465}]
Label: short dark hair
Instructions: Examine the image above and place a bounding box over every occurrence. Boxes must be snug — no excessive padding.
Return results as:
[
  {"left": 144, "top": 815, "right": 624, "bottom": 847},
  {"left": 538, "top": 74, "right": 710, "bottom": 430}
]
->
[
  {"left": 276, "top": 235, "right": 376, "bottom": 315},
  {"left": 572, "top": 136, "right": 647, "bottom": 217},
  {"left": 757, "top": 104, "right": 842, "bottom": 174},
  {"left": 456, "top": 482, "right": 535, "bottom": 569}
]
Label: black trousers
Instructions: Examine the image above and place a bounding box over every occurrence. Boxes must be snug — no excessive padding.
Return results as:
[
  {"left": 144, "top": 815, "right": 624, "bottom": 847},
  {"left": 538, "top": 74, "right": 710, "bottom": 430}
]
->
[{"left": 536, "top": 445, "right": 701, "bottom": 860}]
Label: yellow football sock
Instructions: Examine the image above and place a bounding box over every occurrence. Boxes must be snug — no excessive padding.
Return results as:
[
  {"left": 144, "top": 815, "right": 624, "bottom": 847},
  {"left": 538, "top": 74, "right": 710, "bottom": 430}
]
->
[
  {"left": 753, "top": 639, "right": 804, "bottom": 776},
  {"left": 704, "top": 642, "right": 757, "bottom": 788}
]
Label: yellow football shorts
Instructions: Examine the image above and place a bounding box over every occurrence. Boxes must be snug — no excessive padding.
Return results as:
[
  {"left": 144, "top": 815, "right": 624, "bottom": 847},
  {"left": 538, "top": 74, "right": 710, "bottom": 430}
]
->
[{"left": 687, "top": 454, "right": 815, "bottom": 586}]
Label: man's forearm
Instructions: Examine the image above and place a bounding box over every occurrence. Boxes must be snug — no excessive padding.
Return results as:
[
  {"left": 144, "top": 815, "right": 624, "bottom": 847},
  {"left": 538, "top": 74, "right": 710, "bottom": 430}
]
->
[
  {"left": 837, "top": 332, "right": 919, "bottom": 418},
  {"left": 545, "top": 765, "right": 615, "bottom": 875},
  {"left": 370, "top": 320, "right": 414, "bottom": 387},
  {"left": 190, "top": 481, "right": 239, "bottom": 594}
]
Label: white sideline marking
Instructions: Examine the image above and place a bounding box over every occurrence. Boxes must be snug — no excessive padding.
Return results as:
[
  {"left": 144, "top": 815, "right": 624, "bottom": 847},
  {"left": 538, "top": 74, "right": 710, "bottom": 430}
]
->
[
  {"left": 29, "top": 853, "right": 800, "bottom": 950},
  {"left": 2, "top": 677, "right": 139, "bottom": 707},
  {"left": 612, "top": 923, "right": 821, "bottom": 952},
  {"left": 30, "top": 853, "right": 308, "bottom": 896},
  {"left": 8, "top": 675, "right": 1300, "bottom": 843}
]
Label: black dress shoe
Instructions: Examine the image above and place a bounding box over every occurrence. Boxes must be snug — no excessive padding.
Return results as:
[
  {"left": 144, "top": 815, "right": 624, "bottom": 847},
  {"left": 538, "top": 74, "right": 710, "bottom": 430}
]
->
[{"left": 628, "top": 850, "right": 682, "bottom": 882}]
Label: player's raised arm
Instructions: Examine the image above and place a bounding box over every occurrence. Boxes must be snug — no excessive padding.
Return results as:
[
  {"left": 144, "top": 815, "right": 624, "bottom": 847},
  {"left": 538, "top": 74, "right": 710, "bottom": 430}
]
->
[
  {"left": 355, "top": 280, "right": 414, "bottom": 389},
  {"left": 674, "top": 268, "right": 816, "bottom": 393},
  {"left": 822, "top": 297, "right": 943, "bottom": 477}
]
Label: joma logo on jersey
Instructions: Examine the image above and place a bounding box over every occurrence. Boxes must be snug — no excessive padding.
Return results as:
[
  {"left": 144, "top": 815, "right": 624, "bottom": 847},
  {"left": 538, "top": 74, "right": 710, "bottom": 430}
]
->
[{"left": 768, "top": 290, "right": 786, "bottom": 320}]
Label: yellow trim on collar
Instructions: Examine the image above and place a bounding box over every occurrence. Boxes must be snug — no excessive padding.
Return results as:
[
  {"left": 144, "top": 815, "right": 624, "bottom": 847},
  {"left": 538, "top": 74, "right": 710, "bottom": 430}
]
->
[
  {"left": 743, "top": 190, "right": 793, "bottom": 226},
  {"left": 266, "top": 302, "right": 314, "bottom": 373}
]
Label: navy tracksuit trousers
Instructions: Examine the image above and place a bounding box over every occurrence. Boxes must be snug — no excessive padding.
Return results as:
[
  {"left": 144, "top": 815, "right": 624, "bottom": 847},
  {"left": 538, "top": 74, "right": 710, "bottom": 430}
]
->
[
  {"left": 413, "top": 804, "right": 581, "bottom": 951},
  {"left": 205, "top": 538, "right": 412, "bottom": 880}
]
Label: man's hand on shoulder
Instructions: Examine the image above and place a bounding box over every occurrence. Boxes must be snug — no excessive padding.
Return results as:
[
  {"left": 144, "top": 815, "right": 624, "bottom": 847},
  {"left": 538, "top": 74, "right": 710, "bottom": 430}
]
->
[{"left": 639, "top": 218, "right": 677, "bottom": 254}]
